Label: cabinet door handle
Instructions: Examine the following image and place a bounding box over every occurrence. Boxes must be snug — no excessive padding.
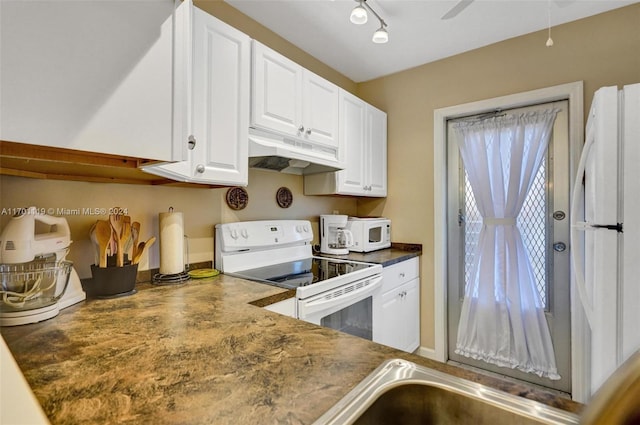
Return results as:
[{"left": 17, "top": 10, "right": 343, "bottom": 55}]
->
[
  {"left": 305, "top": 128, "right": 312, "bottom": 136},
  {"left": 298, "top": 125, "right": 305, "bottom": 134},
  {"left": 399, "top": 272, "right": 405, "bottom": 278},
  {"left": 195, "top": 164, "right": 205, "bottom": 174},
  {"left": 188, "top": 135, "right": 196, "bottom": 150}
]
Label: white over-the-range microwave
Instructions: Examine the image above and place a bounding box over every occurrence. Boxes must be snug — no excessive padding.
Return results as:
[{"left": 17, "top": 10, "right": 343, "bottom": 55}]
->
[{"left": 346, "top": 217, "right": 391, "bottom": 253}]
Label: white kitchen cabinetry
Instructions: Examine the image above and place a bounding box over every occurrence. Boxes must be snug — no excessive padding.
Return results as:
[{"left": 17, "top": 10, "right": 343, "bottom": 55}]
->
[
  {"left": 304, "top": 90, "right": 387, "bottom": 197},
  {"left": 0, "top": 0, "right": 180, "bottom": 162},
  {"left": 142, "top": 2, "right": 250, "bottom": 185},
  {"left": 251, "top": 41, "right": 339, "bottom": 148},
  {"left": 378, "top": 257, "right": 420, "bottom": 353}
]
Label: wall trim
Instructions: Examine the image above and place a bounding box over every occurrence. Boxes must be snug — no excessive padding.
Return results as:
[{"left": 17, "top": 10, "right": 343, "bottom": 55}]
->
[
  {"left": 432, "top": 81, "right": 585, "bottom": 401},
  {"left": 416, "top": 346, "right": 439, "bottom": 361}
]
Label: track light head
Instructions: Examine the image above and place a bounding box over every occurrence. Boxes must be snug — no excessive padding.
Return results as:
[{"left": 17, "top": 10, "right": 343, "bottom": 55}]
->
[
  {"left": 350, "top": 1, "right": 368, "bottom": 25},
  {"left": 372, "top": 25, "right": 388, "bottom": 43}
]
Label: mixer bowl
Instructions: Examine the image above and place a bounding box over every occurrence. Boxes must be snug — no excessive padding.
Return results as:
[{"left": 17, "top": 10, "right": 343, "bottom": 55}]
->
[{"left": 0, "top": 260, "right": 72, "bottom": 312}]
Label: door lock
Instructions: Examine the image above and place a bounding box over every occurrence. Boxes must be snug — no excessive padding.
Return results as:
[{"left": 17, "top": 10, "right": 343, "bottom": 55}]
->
[
  {"left": 553, "top": 242, "right": 567, "bottom": 252},
  {"left": 553, "top": 211, "right": 566, "bottom": 221}
]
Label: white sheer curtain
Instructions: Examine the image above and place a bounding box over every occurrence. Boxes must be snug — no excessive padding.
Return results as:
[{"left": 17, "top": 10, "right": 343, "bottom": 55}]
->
[{"left": 453, "top": 109, "right": 560, "bottom": 380}]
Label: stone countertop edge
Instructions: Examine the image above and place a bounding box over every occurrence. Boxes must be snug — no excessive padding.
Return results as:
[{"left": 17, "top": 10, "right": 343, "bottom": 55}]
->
[
  {"left": 314, "top": 243, "right": 422, "bottom": 267},
  {"left": 1, "top": 258, "right": 583, "bottom": 425}
]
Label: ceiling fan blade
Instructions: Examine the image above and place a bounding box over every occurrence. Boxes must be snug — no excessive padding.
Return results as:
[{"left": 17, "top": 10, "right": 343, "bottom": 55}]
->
[{"left": 441, "top": 0, "right": 474, "bottom": 20}]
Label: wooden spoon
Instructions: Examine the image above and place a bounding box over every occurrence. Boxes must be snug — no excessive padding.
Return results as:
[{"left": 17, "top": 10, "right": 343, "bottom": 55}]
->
[
  {"left": 118, "top": 222, "right": 132, "bottom": 267},
  {"left": 133, "top": 236, "right": 156, "bottom": 265},
  {"left": 94, "top": 220, "right": 113, "bottom": 268},
  {"left": 131, "top": 222, "right": 141, "bottom": 259},
  {"left": 109, "top": 211, "right": 124, "bottom": 266}
]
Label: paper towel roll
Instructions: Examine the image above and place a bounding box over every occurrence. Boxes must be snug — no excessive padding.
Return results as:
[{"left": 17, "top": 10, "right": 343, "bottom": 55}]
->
[{"left": 159, "top": 211, "right": 184, "bottom": 275}]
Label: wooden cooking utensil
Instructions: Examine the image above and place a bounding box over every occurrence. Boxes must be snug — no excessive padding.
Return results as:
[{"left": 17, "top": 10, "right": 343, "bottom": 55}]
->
[
  {"left": 133, "top": 236, "right": 156, "bottom": 265},
  {"left": 131, "top": 221, "right": 141, "bottom": 260},
  {"left": 109, "top": 210, "right": 125, "bottom": 266},
  {"left": 94, "top": 220, "right": 113, "bottom": 268},
  {"left": 117, "top": 222, "right": 131, "bottom": 267}
]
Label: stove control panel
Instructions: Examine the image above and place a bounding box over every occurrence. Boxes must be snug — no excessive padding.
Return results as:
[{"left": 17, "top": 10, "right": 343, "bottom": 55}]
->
[{"left": 215, "top": 220, "right": 313, "bottom": 252}]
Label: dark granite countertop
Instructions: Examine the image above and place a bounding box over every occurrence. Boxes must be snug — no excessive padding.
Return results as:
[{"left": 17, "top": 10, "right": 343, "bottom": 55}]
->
[
  {"left": 315, "top": 243, "right": 422, "bottom": 267},
  {"left": 1, "top": 273, "right": 582, "bottom": 424}
]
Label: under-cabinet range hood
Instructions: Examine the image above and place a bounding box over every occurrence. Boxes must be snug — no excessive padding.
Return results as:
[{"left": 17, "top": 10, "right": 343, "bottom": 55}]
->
[{"left": 248, "top": 128, "right": 343, "bottom": 175}]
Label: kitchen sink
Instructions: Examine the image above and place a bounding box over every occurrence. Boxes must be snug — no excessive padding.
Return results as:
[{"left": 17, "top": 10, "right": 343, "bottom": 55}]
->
[{"left": 314, "top": 359, "right": 579, "bottom": 425}]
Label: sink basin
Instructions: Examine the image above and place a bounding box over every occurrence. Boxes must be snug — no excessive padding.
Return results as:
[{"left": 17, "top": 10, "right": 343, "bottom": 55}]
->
[{"left": 314, "top": 359, "right": 579, "bottom": 425}]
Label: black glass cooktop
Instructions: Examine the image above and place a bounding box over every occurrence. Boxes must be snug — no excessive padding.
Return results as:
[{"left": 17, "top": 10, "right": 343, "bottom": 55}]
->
[{"left": 230, "top": 257, "right": 374, "bottom": 290}]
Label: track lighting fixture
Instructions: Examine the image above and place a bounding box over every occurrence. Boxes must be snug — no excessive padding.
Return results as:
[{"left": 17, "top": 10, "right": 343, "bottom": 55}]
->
[
  {"left": 350, "top": 0, "right": 368, "bottom": 25},
  {"left": 349, "top": 0, "right": 388, "bottom": 44}
]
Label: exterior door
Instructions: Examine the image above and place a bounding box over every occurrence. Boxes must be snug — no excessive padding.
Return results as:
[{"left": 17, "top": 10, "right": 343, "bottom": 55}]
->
[{"left": 447, "top": 100, "right": 572, "bottom": 393}]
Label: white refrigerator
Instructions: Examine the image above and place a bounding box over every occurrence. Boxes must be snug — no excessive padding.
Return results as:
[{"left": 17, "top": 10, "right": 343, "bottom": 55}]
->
[{"left": 571, "top": 83, "right": 640, "bottom": 398}]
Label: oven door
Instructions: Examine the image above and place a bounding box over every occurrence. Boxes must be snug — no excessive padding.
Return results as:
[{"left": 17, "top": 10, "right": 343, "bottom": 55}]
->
[{"left": 297, "top": 275, "right": 382, "bottom": 341}]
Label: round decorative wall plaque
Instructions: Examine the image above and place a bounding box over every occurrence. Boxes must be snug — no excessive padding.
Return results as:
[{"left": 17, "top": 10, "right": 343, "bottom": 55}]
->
[
  {"left": 226, "top": 187, "right": 249, "bottom": 210},
  {"left": 276, "top": 187, "right": 293, "bottom": 208}
]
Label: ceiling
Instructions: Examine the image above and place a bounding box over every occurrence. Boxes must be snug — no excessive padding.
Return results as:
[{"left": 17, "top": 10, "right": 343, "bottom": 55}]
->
[{"left": 224, "top": 0, "right": 637, "bottom": 82}]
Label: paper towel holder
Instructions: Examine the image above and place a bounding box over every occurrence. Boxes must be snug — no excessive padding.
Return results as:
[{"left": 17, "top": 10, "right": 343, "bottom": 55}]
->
[
  {"left": 153, "top": 207, "right": 190, "bottom": 285},
  {"left": 152, "top": 234, "right": 190, "bottom": 285}
]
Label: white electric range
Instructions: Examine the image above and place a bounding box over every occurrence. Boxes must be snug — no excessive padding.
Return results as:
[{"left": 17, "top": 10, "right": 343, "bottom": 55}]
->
[{"left": 215, "top": 220, "right": 383, "bottom": 341}]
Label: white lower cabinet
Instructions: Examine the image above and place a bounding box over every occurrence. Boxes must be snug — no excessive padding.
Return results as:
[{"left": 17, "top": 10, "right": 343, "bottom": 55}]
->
[
  {"left": 142, "top": 2, "right": 250, "bottom": 185},
  {"left": 378, "top": 257, "right": 420, "bottom": 353}
]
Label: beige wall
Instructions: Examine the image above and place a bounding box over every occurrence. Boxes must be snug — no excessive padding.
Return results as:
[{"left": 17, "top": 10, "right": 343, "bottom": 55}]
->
[{"left": 355, "top": 3, "right": 640, "bottom": 350}]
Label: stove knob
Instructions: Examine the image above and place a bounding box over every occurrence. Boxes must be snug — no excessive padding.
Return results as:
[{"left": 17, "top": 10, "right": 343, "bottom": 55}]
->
[
  {"left": 304, "top": 224, "right": 310, "bottom": 233},
  {"left": 241, "top": 229, "right": 249, "bottom": 239},
  {"left": 230, "top": 229, "right": 239, "bottom": 239},
  {"left": 296, "top": 225, "right": 303, "bottom": 233}
]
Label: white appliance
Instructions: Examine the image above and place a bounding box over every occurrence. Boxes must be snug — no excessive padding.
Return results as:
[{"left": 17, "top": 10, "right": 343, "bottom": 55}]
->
[
  {"left": 347, "top": 217, "right": 391, "bottom": 253},
  {"left": 570, "top": 83, "right": 640, "bottom": 397},
  {"left": 248, "top": 128, "right": 344, "bottom": 175},
  {"left": 0, "top": 207, "right": 86, "bottom": 326},
  {"left": 319, "top": 214, "right": 353, "bottom": 255},
  {"left": 215, "top": 220, "right": 383, "bottom": 341}
]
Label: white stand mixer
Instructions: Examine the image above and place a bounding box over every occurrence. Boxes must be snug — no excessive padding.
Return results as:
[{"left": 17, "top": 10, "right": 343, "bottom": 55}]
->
[{"left": 0, "top": 207, "right": 85, "bottom": 326}]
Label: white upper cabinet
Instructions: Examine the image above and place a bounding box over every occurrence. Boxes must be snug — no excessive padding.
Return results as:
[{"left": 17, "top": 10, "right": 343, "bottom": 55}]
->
[
  {"left": 304, "top": 89, "right": 387, "bottom": 197},
  {"left": 142, "top": 2, "right": 250, "bottom": 185},
  {"left": 251, "top": 41, "right": 339, "bottom": 148},
  {"left": 0, "top": 0, "right": 179, "bottom": 161},
  {"left": 366, "top": 105, "right": 388, "bottom": 197}
]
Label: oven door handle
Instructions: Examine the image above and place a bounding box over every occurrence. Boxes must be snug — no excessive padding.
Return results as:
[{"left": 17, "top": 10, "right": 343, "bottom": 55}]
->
[{"left": 300, "top": 275, "right": 382, "bottom": 314}]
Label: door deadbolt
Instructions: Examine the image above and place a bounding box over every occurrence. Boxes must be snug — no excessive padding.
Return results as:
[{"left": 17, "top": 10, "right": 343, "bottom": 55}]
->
[
  {"left": 553, "top": 242, "right": 567, "bottom": 252},
  {"left": 553, "top": 211, "right": 566, "bottom": 221}
]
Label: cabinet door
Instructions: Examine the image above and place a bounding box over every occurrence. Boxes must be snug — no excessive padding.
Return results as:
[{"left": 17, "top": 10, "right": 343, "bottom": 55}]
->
[
  {"left": 380, "top": 287, "right": 404, "bottom": 350},
  {"left": 189, "top": 7, "right": 249, "bottom": 185},
  {"left": 379, "top": 278, "right": 420, "bottom": 352},
  {"left": 366, "top": 105, "right": 388, "bottom": 197},
  {"left": 336, "top": 91, "right": 367, "bottom": 194},
  {"left": 402, "top": 278, "right": 420, "bottom": 353},
  {"left": 0, "top": 0, "right": 177, "bottom": 161},
  {"left": 251, "top": 41, "right": 302, "bottom": 137},
  {"left": 303, "top": 71, "right": 339, "bottom": 147},
  {"left": 142, "top": 5, "right": 250, "bottom": 185}
]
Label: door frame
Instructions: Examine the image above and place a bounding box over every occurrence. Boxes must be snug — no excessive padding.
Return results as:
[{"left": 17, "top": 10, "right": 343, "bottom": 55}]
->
[{"left": 432, "top": 81, "right": 586, "bottom": 402}]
